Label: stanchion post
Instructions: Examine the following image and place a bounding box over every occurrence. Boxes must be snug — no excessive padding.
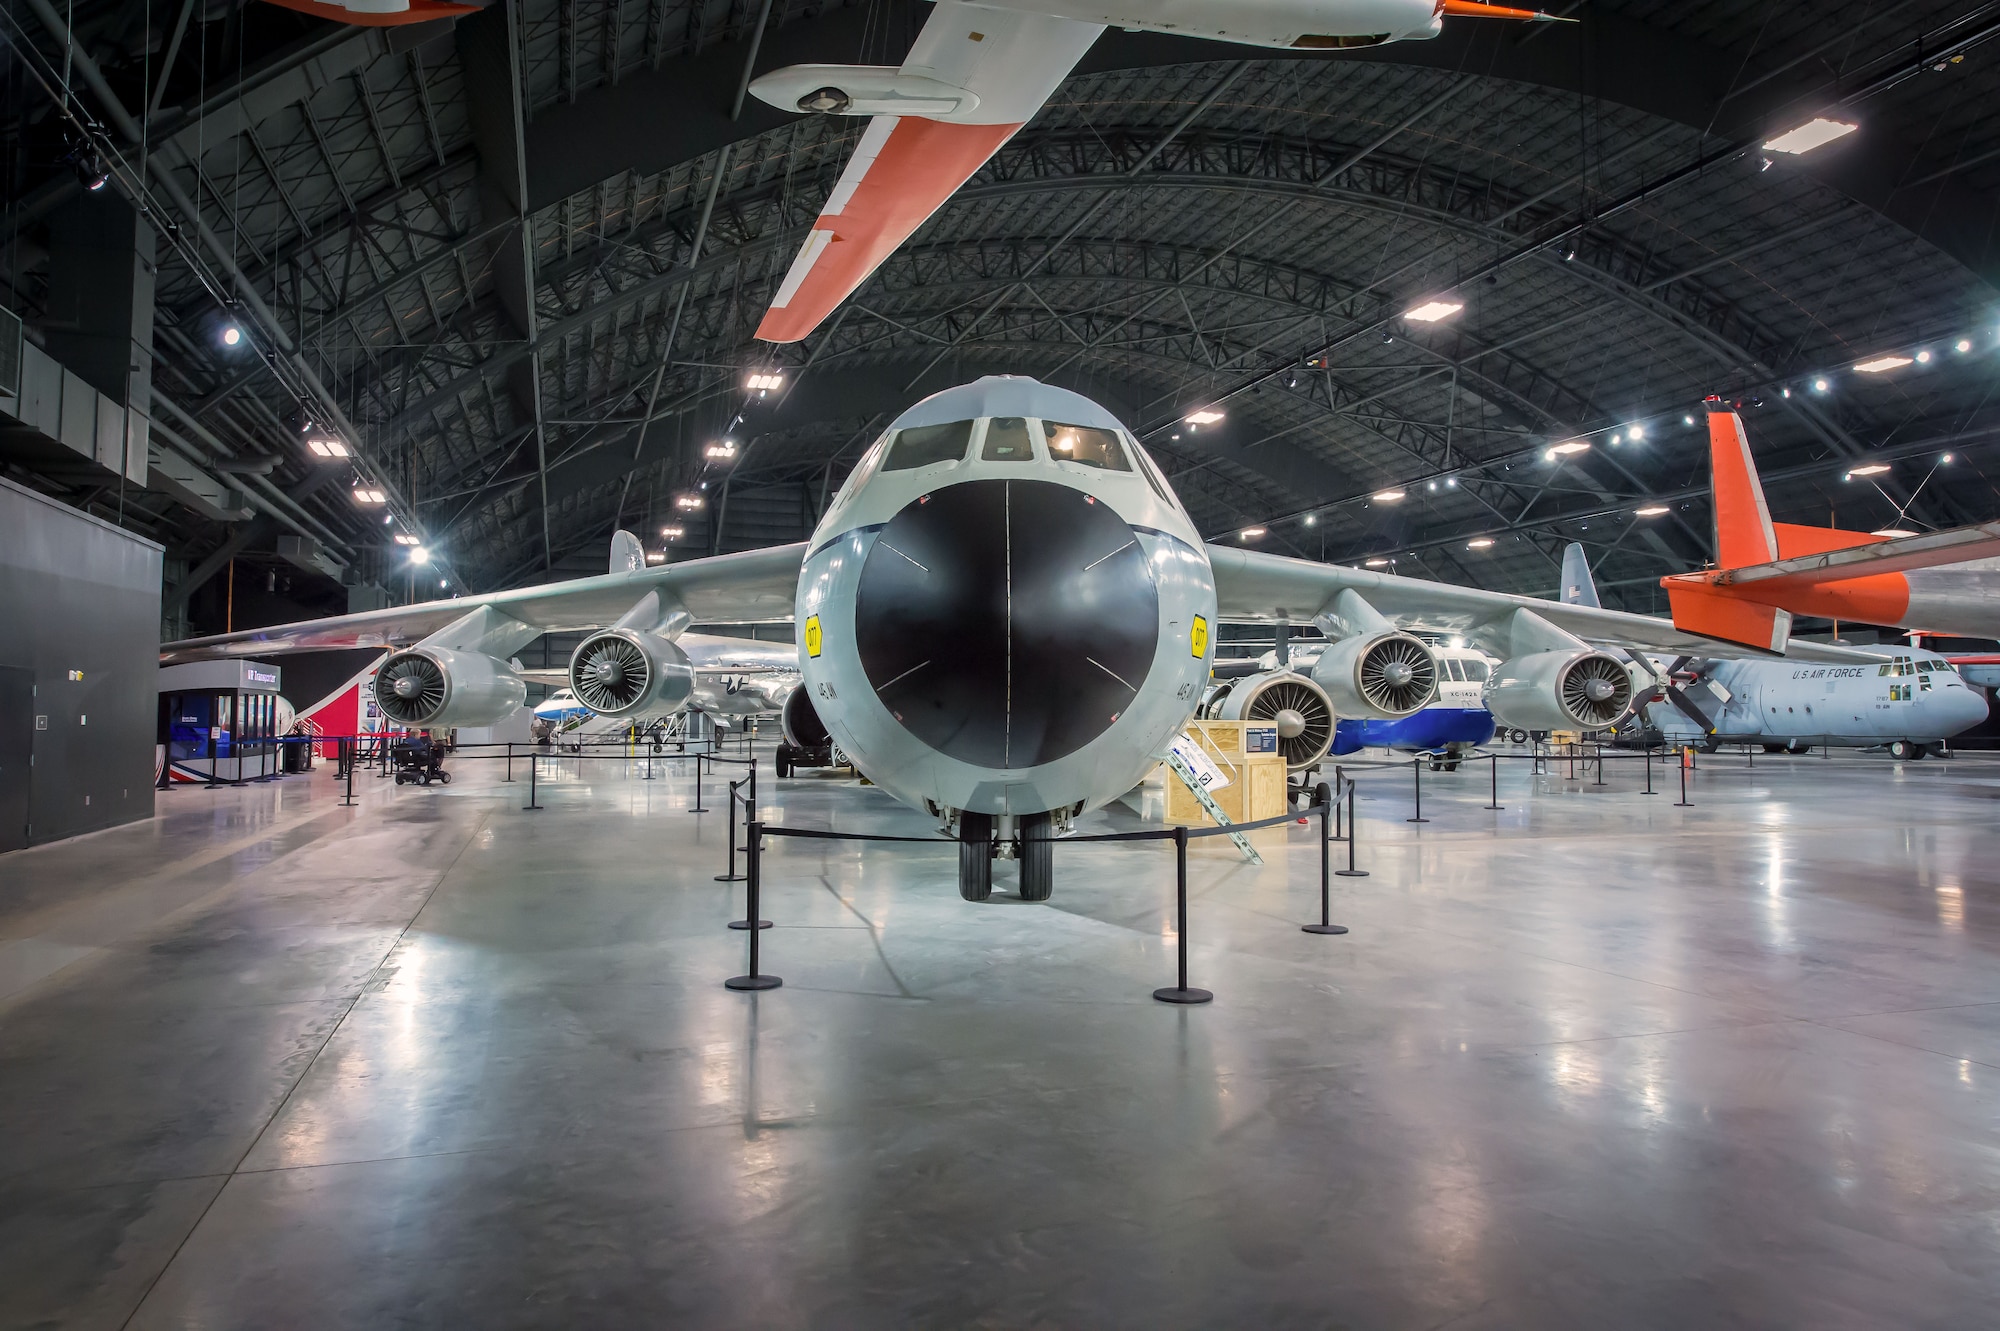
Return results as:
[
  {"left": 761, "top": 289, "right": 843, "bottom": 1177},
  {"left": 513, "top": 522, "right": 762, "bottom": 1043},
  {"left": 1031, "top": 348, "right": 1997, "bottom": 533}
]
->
[
  {"left": 341, "top": 738, "right": 357, "bottom": 806},
  {"left": 725, "top": 821, "right": 781, "bottom": 991},
  {"left": 1336, "top": 778, "right": 1368, "bottom": 877},
  {"left": 1407, "top": 755, "right": 1429, "bottom": 823},
  {"left": 1644, "top": 745, "right": 1655, "bottom": 795},
  {"left": 1485, "top": 751, "right": 1504, "bottom": 810},
  {"left": 1595, "top": 743, "right": 1605, "bottom": 786},
  {"left": 720, "top": 780, "right": 753, "bottom": 892},
  {"left": 504, "top": 741, "right": 514, "bottom": 782},
  {"left": 1303, "top": 792, "right": 1348, "bottom": 936},
  {"left": 525, "top": 749, "right": 543, "bottom": 810},
  {"left": 1154, "top": 826, "right": 1212, "bottom": 1004},
  {"left": 689, "top": 752, "right": 706, "bottom": 814},
  {"left": 1674, "top": 746, "right": 1691, "bottom": 807}
]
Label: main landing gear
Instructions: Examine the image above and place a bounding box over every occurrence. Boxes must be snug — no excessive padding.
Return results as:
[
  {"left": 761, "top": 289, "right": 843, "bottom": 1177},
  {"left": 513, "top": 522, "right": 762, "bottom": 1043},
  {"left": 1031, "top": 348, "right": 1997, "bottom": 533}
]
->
[{"left": 956, "top": 811, "right": 1057, "bottom": 902}]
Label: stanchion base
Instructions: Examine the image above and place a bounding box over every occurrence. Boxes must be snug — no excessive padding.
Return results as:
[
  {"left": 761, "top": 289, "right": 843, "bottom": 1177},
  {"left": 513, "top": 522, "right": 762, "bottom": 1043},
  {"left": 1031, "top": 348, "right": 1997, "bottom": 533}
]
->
[
  {"left": 1334, "top": 869, "right": 1370, "bottom": 878},
  {"left": 1301, "top": 923, "right": 1349, "bottom": 935},
  {"left": 1483, "top": 804, "right": 1505, "bottom": 811},
  {"left": 724, "top": 974, "right": 783, "bottom": 991},
  {"left": 523, "top": 804, "right": 544, "bottom": 812},
  {"left": 1673, "top": 801, "right": 1692, "bottom": 808},
  {"left": 1406, "top": 817, "right": 1430, "bottom": 824},
  {"left": 714, "top": 872, "right": 746, "bottom": 882},
  {"left": 727, "top": 918, "right": 773, "bottom": 930},
  {"left": 687, "top": 808, "right": 706, "bottom": 815},
  {"left": 1153, "top": 986, "right": 1214, "bottom": 1005}
]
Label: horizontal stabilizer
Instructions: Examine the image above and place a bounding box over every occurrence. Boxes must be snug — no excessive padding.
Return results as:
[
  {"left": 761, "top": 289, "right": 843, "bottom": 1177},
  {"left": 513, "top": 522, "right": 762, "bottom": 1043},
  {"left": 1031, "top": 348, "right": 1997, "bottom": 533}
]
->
[
  {"left": 1664, "top": 581, "right": 1793, "bottom": 653},
  {"left": 258, "top": 0, "right": 479, "bottom": 26},
  {"left": 1713, "top": 521, "right": 2000, "bottom": 587}
]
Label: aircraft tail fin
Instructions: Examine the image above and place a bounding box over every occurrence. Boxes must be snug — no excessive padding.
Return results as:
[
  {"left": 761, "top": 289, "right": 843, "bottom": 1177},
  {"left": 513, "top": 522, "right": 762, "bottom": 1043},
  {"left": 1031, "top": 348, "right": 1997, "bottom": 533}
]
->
[
  {"left": 1706, "top": 403, "right": 1780, "bottom": 570},
  {"left": 1559, "top": 542, "right": 1601, "bottom": 607},
  {"left": 610, "top": 529, "right": 645, "bottom": 574}
]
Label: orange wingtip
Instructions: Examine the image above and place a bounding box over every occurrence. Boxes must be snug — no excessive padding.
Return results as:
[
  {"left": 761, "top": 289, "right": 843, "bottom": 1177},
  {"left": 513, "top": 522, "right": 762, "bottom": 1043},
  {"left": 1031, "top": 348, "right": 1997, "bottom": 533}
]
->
[
  {"left": 258, "top": 0, "right": 479, "bottom": 26},
  {"left": 1439, "top": 0, "right": 1571, "bottom": 18}
]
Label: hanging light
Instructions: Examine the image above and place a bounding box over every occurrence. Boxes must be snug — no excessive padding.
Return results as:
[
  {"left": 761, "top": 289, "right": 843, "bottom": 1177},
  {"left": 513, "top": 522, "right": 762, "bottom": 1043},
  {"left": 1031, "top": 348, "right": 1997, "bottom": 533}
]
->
[
  {"left": 1403, "top": 299, "right": 1463, "bottom": 323},
  {"left": 1466, "top": 537, "right": 1496, "bottom": 549},
  {"left": 1763, "top": 117, "right": 1858, "bottom": 155},
  {"left": 1184, "top": 409, "right": 1225, "bottom": 426},
  {"left": 745, "top": 372, "right": 785, "bottom": 392},
  {"left": 675, "top": 493, "right": 705, "bottom": 511},
  {"left": 352, "top": 486, "right": 387, "bottom": 505}
]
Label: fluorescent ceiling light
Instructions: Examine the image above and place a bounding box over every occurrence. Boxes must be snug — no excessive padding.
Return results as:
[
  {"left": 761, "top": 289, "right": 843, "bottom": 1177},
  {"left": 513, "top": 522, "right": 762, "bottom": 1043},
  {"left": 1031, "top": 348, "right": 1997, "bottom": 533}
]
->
[
  {"left": 1872, "top": 529, "right": 1918, "bottom": 538},
  {"left": 1404, "top": 300, "right": 1463, "bottom": 323},
  {"left": 1466, "top": 537, "right": 1495, "bottom": 549},
  {"left": 352, "top": 486, "right": 386, "bottom": 505},
  {"left": 645, "top": 551, "right": 666, "bottom": 564},
  {"left": 1763, "top": 118, "right": 1857, "bottom": 155},
  {"left": 1185, "top": 409, "right": 1225, "bottom": 425},
  {"left": 1371, "top": 489, "right": 1406, "bottom": 502},
  {"left": 1846, "top": 463, "right": 1890, "bottom": 477},
  {"left": 1239, "top": 527, "right": 1267, "bottom": 539},
  {"left": 675, "top": 494, "right": 705, "bottom": 510},
  {"left": 705, "top": 441, "right": 738, "bottom": 460},
  {"left": 393, "top": 533, "right": 420, "bottom": 546},
  {"left": 660, "top": 525, "right": 685, "bottom": 538},
  {"left": 1365, "top": 557, "right": 1391, "bottom": 567},
  {"left": 1854, "top": 355, "right": 1913, "bottom": 373},
  {"left": 745, "top": 372, "right": 785, "bottom": 391},
  {"left": 1634, "top": 505, "right": 1669, "bottom": 516},
  {"left": 1545, "top": 440, "right": 1590, "bottom": 460},
  {"left": 306, "top": 437, "right": 350, "bottom": 459}
]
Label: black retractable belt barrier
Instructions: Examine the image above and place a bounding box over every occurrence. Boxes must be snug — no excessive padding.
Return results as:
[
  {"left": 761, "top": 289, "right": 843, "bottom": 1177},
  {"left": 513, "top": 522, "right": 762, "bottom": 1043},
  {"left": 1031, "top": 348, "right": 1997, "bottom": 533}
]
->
[
  {"left": 1644, "top": 746, "right": 1655, "bottom": 795},
  {"left": 1303, "top": 783, "right": 1348, "bottom": 936},
  {"left": 1153, "top": 826, "right": 1212, "bottom": 1004},
  {"left": 504, "top": 742, "right": 514, "bottom": 782},
  {"left": 1335, "top": 778, "right": 1368, "bottom": 877},
  {"left": 1485, "top": 751, "right": 1504, "bottom": 810},
  {"left": 1408, "top": 755, "right": 1429, "bottom": 823},
  {"left": 341, "top": 738, "right": 357, "bottom": 806},
  {"left": 718, "top": 779, "right": 747, "bottom": 886},
  {"left": 1675, "top": 747, "right": 1692, "bottom": 807},
  {"left": 724, "top": 820, "right": 781, "bottom": 992},
  {"left": 524, "top": 749, "right": 543, "bottom": 810}
]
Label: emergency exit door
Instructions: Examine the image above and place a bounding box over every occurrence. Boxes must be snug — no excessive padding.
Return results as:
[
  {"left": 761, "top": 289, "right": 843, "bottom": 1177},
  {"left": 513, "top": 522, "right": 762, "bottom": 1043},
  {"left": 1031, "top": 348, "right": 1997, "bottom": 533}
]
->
[{"left": 0, "top": 666, "right": 33, "bottom": 852}]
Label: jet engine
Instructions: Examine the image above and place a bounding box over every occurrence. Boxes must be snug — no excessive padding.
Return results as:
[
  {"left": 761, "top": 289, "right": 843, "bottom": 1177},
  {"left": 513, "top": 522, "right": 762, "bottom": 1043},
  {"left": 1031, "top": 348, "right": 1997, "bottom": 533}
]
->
[
  {"left": 782, "top": 686, "right": 831, "bottom": 752},
  {"left": 567, "top": 629, "right": 696, "bottom": 718},
  {"left": 374, "top": 648, "right": 526, "bottom": 728},
  {"left": 1200, "top": 670, "right": 1336, "bottom": 771},
  {"left": 1310, "top": 631, "right": 1438, "bottom": 719},
  {"left": 1484, "top": 649, "right": 1634, "bottom": 731}
]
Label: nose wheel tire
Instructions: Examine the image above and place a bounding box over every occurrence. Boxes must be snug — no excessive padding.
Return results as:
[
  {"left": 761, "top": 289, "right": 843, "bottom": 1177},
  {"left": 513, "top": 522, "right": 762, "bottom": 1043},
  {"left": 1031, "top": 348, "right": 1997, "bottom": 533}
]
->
[
  {"left": 1888, "top": 739, "right": 1924, "bottom": 760},
  {"left": 1018, "top": 811, "right": 1054, "bottom": 902},
  {"left": 958, "top": 812, "right": 994, "bottom": 902}
]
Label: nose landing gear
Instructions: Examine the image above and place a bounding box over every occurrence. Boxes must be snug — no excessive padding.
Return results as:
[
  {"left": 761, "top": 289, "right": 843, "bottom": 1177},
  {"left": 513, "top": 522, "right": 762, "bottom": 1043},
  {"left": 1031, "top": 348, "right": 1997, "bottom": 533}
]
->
[
  {"left": 958, "top": 812, "right": 994, "bottom": 901},
  {"left": 955, "top": 810, "right": 1057, "bottom": 902}
]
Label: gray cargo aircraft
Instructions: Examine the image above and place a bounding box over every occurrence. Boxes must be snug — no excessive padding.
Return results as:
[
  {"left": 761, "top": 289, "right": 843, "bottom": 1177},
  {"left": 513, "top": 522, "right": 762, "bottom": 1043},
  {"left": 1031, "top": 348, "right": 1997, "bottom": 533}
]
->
[{"left": 164, "top": 377, "right": 1892, "bottom": 901}]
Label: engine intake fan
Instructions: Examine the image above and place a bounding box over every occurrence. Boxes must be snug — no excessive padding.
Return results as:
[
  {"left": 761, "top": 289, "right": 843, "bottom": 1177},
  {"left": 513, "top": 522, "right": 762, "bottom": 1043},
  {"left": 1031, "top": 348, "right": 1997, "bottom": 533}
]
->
[
  {"left": 1485, "top": 649, "right": 1634, "bottom": 731},
  {"left": 567, "top": 629, "right": 695, "bottom": 718},
  {"left": 1201, "top": 670, "right": 1335, "bottom": 771},
  {"left": 1311, "top": 631, "right": 1438, "bottom": 719},
  {"left": 374, "top": 647, "right": 525, "bottom": 728}
]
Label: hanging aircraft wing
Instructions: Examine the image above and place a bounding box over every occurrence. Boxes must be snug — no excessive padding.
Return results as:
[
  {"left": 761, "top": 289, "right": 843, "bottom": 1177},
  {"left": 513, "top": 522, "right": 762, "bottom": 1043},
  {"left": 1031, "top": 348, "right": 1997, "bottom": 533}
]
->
[
  {"left": 751, "top": 2, "right": 1104, "bottom": 343},
  {"left": 159, "top": 542, "right": 807, "bottom": 663},
  {"left": 1695, "top": 521, "right": 2000, "bottom": 586},
  {"left": 1206, "top": 545, "right": 1886, "bottom": 666}
]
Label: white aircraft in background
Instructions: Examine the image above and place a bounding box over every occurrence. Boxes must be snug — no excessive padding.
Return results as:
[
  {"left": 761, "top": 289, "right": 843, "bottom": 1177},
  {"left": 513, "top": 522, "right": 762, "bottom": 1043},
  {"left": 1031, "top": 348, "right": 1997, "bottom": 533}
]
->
[
  {"left": 749, "top": 0, "right": 1565, "bottom": 342},
  {"left": 164, "top": 376, "right": 1887, "bottom": 903}
]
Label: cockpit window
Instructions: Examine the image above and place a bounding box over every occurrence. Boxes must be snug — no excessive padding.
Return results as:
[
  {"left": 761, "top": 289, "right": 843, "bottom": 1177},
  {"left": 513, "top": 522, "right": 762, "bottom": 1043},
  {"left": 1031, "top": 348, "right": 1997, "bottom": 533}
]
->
[
  {"left": 1044, "top": 421, "right": 1131, "bottom": 471},
  {"left": 981, "top": 417, "right": 1036, "bottom": 462},
  {"left": 1463, "top": 658, "right": 1491, "bottom": 682},
  {"left": 1442, "top": 658, "right": 1465, "bottom": 682},
  {"left": 882, "top": 421, "right": 974, "bottom": 471}
]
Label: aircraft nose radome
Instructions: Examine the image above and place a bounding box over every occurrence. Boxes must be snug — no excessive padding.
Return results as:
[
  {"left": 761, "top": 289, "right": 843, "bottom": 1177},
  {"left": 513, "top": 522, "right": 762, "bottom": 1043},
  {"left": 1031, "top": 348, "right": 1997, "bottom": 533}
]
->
[
  {"left": 852, "top": 478, "right": 1160, "bottom": 770},
  {"left": 1948, "top": 686, "right": 1991, "bottom": 732}
]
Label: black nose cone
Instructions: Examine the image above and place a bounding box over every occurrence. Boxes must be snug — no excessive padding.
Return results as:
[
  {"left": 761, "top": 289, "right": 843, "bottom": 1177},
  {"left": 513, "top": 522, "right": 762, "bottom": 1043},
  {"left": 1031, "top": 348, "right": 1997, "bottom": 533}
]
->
[{"left": 854, "top": 478, "right": 1159, "bottom": 769}]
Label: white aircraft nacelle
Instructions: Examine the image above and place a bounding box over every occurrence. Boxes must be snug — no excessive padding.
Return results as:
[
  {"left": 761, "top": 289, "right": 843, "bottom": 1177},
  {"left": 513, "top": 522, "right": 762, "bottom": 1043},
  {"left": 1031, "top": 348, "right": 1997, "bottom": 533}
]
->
[
  {"left": 1485, "top": 648, "right": 1635, "bottom": 731},
  {"left": 1201, "top": 670, "right": 1335, "bottom": 771},
  {"left": 1311, "top": 630, "right": 1439, "bottom": 719},
  {"left": 971, "top": 0, "right": 1443, "bottom": 48},
  {"left": 374, "top": 647, "right": 526, "bottom": 728},
  {"left": 567, "top": 629, "right": 697, "bottom": 719},
  {"left": 796, "top": 377, "right": 1217, "bottom": 818}
]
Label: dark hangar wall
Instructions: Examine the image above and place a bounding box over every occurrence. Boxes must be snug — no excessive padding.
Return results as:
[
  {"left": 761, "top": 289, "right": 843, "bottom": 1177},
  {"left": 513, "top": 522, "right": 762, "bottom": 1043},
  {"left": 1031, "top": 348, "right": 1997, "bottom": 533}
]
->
[{"left": 0, "top": 478, "right": 162, "bottom": 850}]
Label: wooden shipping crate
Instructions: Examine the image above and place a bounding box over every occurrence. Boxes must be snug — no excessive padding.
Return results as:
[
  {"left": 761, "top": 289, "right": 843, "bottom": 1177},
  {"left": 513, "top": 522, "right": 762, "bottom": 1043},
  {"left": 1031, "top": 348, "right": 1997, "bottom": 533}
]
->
[{"left": 1163, "top": 720, "right": 1291, "bottom": 827}]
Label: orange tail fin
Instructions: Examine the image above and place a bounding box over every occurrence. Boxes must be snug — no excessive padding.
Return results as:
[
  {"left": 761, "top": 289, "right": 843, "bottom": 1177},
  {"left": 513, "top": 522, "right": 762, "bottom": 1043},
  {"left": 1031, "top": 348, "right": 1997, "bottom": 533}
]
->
[{"left": 1706, "top": 403, "right": 1779, "bottom": 570}]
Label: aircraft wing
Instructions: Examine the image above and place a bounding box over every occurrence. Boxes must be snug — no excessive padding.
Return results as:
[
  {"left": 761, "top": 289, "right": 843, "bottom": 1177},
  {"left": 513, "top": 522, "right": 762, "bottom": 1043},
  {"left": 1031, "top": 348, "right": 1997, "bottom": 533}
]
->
[
  {"left": 751, "top": 3, "right": 1103, "bottom": 343},
  {"left": 1701, "top": 521, "right": 2000, "bottom": 586},
  {"left": 1207, "top": 546, "right": 1884, "bottom": 666},
  {"left": 160, "top": 543, "right": 807, "bottom": 663}
]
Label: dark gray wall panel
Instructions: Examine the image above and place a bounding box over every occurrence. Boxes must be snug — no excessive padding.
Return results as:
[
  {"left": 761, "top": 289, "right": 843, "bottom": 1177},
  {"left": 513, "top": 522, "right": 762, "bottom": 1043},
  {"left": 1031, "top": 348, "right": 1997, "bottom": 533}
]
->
[{"left": 0, "top": 477, "right": 162, "bottom": 847}]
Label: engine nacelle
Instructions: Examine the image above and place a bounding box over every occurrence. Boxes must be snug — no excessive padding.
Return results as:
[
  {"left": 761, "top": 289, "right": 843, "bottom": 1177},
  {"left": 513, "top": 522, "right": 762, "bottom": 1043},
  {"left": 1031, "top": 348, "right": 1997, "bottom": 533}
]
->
[
  {"left": 1310, "top": 631, "right": 1438, "bottom": 719},
  {"left": 1484, "top": 649, "right": 1635, "bottom": 731},
  {"left": 373, "top": 648, "right": 525, "bottom": 728},
  {"left": 1200, "top": 670, "right": 1335, "bottom": 771},
  {"left": 567, "top": 629, "right": 696, "bottom": 719},
  {"left": 782, "top": 686, "right": 831, "bottom": 752}
]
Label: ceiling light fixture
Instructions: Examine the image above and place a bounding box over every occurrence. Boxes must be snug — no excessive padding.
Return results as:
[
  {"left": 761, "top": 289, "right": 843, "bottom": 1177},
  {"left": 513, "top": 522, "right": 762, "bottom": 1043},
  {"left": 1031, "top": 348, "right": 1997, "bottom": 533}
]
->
[
  {"left": 306, "top": 437, "right": 351, "bottom": 459},
  {"left": 1185, "top": 409, "right": 1225, "bottom": 426},
  {"left": 660, "top": 524, "right": 685, "bottom": 539},
  {"left": 705, "top": 440, "right": 738, "bottom": 461},
  {"left": 220, "top": 325, "right": 242, "bottom": 347},
  {"left": 393, "top": 533, "right": 420, "bottom": 546},
  {"left": 1404, "top": 300, "right": 1464, "bottom": 323},
  {"left": 1635, "top": 505, "right": 1669, "bottom": 517},
  {"left": 1813, "top": 378, "right": 1830, "bottom": 392},
  {"left": 1545, "top": 440, "right": 1590, "bottom": 461},
  {"left": 1366, "top": 557, "right": 1391, "bottom": 567},
  {"left": 1371, "top": 489, "right": 1406, "bottom": 503},
  {"left": 1466, "top": 537, "right": 1495, "bottom": 549},
  {"left": 1916, "top": 350, "right": 1932, "bottom": 364},
  {"left": 675, "top": 494, "right": 705, "bottom": 510},
  {"left": 1845, "top": 463, "right": 1890, "bottom": 479},
  {"left": 1239, "top": 526, "right": 1267, "bottom": 539},
  {"left": 1763, "top": 117, "right": 1858, "bottom": 155},
  {"left": 745, "top": 372, "right": 785, "bottom": 392},
  {"left": 1871, "top": 528, "right": 1919, "bottom": 538},
  {"left": 352, "top": 486, "right": 386, "bottom": 505},
  {"left": 1628, "top": 424, "right": 1646, "bottom": 441},
  {"left": 1303, "top": 514, "right": 1317, "bottom": 526},
  {"left": 1854, "top": 355, "right": 1913, "bottom": 373},
  {"left": 409, "top": 546, "right": 431, "bottom": 564}
]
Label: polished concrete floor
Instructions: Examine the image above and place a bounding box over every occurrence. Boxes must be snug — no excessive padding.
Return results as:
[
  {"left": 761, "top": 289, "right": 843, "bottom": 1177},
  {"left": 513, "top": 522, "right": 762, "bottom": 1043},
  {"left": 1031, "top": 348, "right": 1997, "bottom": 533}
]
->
[{"left": 3, "top": 742, "right": 1999, "bottom": 1328}]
